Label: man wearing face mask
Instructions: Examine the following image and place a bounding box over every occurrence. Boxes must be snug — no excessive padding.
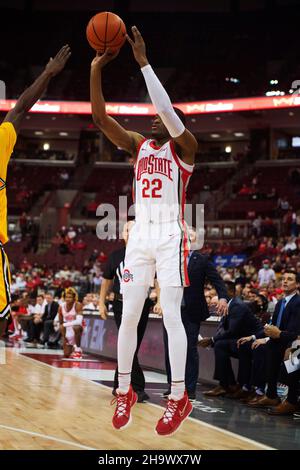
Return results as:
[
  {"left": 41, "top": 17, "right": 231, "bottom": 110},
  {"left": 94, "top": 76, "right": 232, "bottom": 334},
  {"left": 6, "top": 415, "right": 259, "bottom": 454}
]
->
[
  {"left": 258, "top": 259, "right": 276, "bottom": 287},
  {"left": 161, "top": 228, "right": 229, "bottom": 401}
]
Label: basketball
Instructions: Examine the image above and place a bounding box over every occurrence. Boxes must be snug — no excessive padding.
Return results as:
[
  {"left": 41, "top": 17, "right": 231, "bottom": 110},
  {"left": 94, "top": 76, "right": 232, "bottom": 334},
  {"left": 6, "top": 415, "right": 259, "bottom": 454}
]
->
[{"left": 86, "top": 11, "right": 126, "bottom": 53}]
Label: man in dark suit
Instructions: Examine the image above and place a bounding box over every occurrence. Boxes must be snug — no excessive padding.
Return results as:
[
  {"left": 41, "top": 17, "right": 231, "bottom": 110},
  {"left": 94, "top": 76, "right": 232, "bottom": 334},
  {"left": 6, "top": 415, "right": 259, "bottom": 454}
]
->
[
  {"left": 41, "top": 293, "right": 60, "bottom": 347},
  {"left": 247, "top": 270, "right": 300, "bottom": 414},
  {"left": 163, "top": 232, "right": 229, "bottom": 400},
  {"left": 200, "top": 281, "right": 264, "bottom": 397}
]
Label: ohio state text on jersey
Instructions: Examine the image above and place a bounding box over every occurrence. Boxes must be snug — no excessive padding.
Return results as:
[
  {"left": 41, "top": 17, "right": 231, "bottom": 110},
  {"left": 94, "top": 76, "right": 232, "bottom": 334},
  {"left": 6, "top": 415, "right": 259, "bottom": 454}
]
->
[{"left": 133, "top": 139, "right": 194, "bottom": 224}]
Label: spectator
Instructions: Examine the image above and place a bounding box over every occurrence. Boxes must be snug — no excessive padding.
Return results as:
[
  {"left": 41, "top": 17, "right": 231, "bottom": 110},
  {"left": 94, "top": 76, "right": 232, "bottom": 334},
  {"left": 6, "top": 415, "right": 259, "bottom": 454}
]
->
[
  {"left": 258, "top": 259, "right": 276, "bottom": 287},
  {"left": 40, "top": 293, "right": 60, "bottom": 347},
  {"left": 59, "top": 169, "right": 69, "bottom": 183},
  {"left": 83, "top": 294, "right": 99, "bottom": 314},
  {"left": 59, "top": 287, "right": 83, "bottom": 358},
  {"left": 277, "top": 196, "right": 290, "bottom": 212},
  {"left": 26, "top": 295, "right": 46, "bottom": 343},
  {"left": 252, "top": 216, "right": 262, "bottom": 237},
  {"left": 199, "top": 281, "right": 263, "bottom": 397},
  {"left": 248, "top": 270, "right": 300, "bottom": 414},
  {"left": 282, "top": 237, "right": 297, "bottom": 255}
]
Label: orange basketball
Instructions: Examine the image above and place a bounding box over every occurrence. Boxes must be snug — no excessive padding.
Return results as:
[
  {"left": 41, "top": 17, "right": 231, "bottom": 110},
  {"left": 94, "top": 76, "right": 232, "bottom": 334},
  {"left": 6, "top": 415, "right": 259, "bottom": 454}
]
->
[{"left": 86, "top": 11, "right": 126, "bottom": 53}]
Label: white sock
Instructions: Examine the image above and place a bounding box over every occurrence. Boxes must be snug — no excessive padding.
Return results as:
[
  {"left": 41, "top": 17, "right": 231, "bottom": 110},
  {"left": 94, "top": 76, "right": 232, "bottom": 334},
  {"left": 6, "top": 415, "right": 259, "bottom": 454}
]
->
[
  {"left": 117, "top": 373, "right": 131, "bottom": 394},
  {"left": 170, "top": 381, "right": 185, "bottom": 400}
]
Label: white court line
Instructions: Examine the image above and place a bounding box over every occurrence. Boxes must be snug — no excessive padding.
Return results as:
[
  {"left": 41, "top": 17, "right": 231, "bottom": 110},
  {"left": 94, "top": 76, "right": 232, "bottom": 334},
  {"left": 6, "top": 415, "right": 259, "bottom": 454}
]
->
[
  {"left": 18, "top": 351, "right": 274, "bottom": 450},
  {"left": 0, "top": 424, "right": 96, "bottom": 450}
]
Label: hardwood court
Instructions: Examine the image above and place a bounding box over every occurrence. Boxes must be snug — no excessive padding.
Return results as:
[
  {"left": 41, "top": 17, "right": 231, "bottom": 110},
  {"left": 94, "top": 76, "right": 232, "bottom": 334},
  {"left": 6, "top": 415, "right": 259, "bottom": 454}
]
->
[{"left": 0, "top": 349, "right": 271, "bottom": 450}]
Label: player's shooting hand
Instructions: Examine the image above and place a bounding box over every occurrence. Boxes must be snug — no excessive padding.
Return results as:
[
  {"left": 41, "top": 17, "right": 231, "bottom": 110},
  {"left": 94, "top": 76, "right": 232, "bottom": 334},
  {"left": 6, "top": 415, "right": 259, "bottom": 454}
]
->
[
  {"left": 126, "top": 26, "right": 148, "bottom": 68},
  {"left": 45, "top": 45, "right": 71, "bottom": 77},
  {"left": 91, "top": 49, "right": 119, "bottom": 69}
]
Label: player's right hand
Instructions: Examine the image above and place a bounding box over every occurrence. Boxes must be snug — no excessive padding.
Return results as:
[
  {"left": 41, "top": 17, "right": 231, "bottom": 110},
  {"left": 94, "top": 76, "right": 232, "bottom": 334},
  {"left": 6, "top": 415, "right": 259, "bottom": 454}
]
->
[
  {"left": 91, "top": 49, "right": 119, "bottom": 69},
  {"left": 99, "top": 302, "right": 108, "bottom": 320}
]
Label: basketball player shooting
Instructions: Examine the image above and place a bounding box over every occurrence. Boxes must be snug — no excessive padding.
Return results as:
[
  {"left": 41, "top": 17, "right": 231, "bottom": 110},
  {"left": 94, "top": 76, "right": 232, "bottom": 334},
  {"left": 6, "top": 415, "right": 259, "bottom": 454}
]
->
[
  {"left": 90, "top": 26, "right": 198, "bottom": 436},
  {"left": 0, "top": 45, "right": 71, "bottom": 338}
]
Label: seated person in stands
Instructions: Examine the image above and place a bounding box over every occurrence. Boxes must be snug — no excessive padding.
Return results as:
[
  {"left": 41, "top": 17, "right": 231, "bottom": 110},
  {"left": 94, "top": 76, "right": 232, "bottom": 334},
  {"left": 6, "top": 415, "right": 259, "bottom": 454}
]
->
[
  {"left": 238, "top": 184, "right": 252, "bottom": 196},
  {"left": 199, "top": 281, "right": 264, "bottom": 397},
  {"left": 22, "top": 295, "right": 45, "bottom": 342},
  {"left": 59, "top": 287, "right": 84, "bottom": 359},
  {"left": 40, "top": 293, "right": 60, "bottom": 347},
  {"left": 246, "top": 271, "right": 300, "bottom": 415},
  {"left": 83, "top": 294, "right": 99, "bottom": 314}
]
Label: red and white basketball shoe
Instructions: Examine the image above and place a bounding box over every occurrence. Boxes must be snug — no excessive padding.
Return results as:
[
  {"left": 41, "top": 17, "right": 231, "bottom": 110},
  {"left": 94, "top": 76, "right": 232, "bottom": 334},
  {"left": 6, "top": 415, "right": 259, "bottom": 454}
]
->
[
  {"left": 155, "top": 390, "right": 193, "bottom": 436},
  {"left": 69, "top": 350, "right": 83, "bottom": 359},
  {"left": 111, "top": 385, "right": 138, "bottom": 431}
]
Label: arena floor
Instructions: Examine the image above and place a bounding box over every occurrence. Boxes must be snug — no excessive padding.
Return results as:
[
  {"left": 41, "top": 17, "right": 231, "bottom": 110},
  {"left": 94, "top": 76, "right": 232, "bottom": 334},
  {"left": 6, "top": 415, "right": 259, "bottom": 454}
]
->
[{"left": 0, "top": 346, "right": 298, "bottom": 450}]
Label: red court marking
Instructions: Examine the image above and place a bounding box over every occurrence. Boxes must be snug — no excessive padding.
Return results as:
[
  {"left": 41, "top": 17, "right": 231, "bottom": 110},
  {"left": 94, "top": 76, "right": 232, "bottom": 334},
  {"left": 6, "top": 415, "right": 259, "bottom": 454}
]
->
[{"left": 21, "top": 353, "right": 116, "bottom": 370}]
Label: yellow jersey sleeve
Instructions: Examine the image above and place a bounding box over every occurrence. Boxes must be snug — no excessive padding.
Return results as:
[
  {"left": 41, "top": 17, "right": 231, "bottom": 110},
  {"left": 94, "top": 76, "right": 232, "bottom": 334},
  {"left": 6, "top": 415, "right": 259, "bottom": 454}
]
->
[{"left": 0, "top": 122, "right": 17, "bottom": 175}]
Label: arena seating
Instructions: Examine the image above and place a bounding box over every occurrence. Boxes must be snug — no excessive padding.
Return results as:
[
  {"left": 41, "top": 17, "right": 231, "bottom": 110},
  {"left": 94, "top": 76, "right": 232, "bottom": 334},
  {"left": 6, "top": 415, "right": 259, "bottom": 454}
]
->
[
  {"left": 7, "top": 164, "right": 74, "bottom": 214},
  {"left": 219, "top": 165, "right": 300, "bottom": 219}
]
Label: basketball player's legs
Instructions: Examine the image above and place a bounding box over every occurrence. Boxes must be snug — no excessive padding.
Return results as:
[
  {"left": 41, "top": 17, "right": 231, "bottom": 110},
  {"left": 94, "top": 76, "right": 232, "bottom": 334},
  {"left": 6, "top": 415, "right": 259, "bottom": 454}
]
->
[
  {"left": 0, "top": 246, "right": 11, "bottom": 338},
  {"left": 73, "top": 325, "right": 83, "bottom": 348},
  {"left": 60, "top": 325, "right": 72, "bottom": 357},
  {"left": 153, "top": 227, "right": 192, "bottom": 436},
  {"left": 117, "top": 283, "right": 150, "bottom": 393},
  {"left": 155, "top": 227, "right": 190, "bottom": 398},
  {"left": 160, "top": 286, "right": 187, "bottom": 399},
  {"left": 117, "top": 227, "right": 155, "bottom": 394}
]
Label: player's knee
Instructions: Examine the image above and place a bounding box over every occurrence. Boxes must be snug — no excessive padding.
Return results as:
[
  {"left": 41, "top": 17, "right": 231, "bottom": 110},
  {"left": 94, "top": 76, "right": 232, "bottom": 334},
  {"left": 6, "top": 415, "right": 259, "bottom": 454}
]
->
[
  {"left": 120, "top": 310, "right": 140, "bottom": 329},
  {"left": 162, "top": 310, "right": 183, "bottom": 330}
]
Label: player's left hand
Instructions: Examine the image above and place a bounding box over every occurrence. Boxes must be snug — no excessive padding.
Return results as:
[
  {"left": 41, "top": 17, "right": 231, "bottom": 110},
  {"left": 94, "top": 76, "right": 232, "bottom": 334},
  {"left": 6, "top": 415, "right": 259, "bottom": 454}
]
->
[
  {"left": 126, "top": 26, "right": 148, "bottom": 67},
  {"left": 45, "top": 45, "right": 71, "bottom": 77}
]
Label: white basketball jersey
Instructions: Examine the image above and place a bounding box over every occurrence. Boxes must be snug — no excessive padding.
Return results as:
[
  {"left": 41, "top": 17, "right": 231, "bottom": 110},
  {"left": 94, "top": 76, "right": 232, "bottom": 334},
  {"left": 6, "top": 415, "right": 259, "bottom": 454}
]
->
[
  {"left": 61, "top": 302, "right": 77, "bottom": 323},
  {"left": 133, "top": 139, "right": 194, "bottom": 224}
]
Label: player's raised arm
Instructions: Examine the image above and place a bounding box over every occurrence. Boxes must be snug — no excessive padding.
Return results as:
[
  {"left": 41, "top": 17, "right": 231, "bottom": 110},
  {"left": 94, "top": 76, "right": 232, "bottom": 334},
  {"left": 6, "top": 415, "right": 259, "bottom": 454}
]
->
[
  {"left": 127, "top": 26, "right": 198, "bottom": 165},
  {"left": 4, "top": 45, "right": 71, "bottom": 134},
  {"left": 90, "top": 50, "right": 144, "bottom": 158}
]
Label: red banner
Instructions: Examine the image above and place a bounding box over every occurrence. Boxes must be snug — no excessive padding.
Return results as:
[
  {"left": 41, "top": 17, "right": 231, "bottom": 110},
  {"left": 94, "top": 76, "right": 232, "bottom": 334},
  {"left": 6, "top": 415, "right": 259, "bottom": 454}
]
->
[{"left": 0, "top": 95, "right": 299, "bottom": 116}]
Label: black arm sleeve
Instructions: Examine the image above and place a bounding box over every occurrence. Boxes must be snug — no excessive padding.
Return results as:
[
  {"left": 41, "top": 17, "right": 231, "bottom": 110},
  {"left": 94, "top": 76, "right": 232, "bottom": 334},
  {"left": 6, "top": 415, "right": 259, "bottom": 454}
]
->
[
  {"left": 103, "top": 253, "right": 116, "bottom": 280},
  {"left": 206, "top": 259, "right": 229, "bottom": 301}
]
